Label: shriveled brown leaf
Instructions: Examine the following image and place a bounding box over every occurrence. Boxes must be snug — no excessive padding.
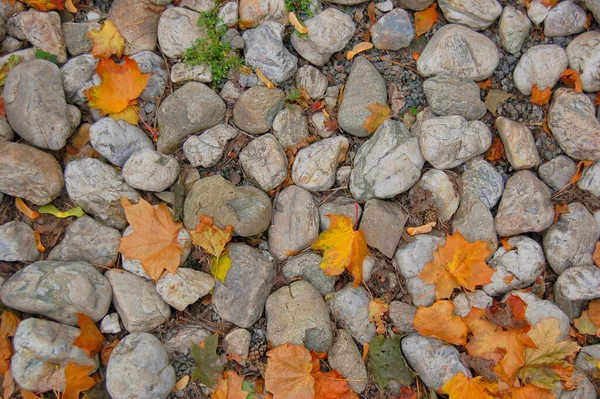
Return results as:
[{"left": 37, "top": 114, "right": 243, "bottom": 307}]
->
[{"left": 530, "top": 85, "right": 552, "bottom": 106}]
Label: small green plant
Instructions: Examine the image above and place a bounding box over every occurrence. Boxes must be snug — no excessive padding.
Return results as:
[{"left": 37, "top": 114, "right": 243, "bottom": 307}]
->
[
  {"left": 35, "top": 49, "right": 58, "bottom": 64},
  {"left": 285, "top": 0, "right": 314, "bottom": 18}
]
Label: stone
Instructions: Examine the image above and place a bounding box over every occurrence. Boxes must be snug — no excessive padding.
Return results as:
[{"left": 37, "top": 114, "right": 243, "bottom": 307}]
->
[
  {"left": 183, "top": 175, "right": 272, "bottom": 236},
  {"left": 438, "top": 0, "right": 502, "bottom": 30},
  {"left": 338, "top": 57, "right": 387, "bottom": 137},
  {"left": 410, "top": 169, "right": 460, "bottom": 222},
  {"left": 223, "top": 28, "right": 245, "bottom": 50},
  {"left": 5, "top": 59, "right": 73, "bottom": 150},
  {"left": 295, "top": 65, "right": 328, "bottom": 99},
  {"left": 12, "top": 318, "right": 98, "bottom": 392},
  {"left": 511, "top": 291, "right": 570, "bottom": 340},
  {"left": 319, "top": 197, "right": 362, "bottom": 231},
  {"left": 388, "top": 301, "right": 417, "bottom": 332},
  {"left": 90, "top": 118, "right": 154, "bottom": 167},
  {"left": 376, "top": 0, "right": 393, "bottom": 11},
  {"left": 311, "top": 112, "right": 335, "bottom": 139},
  {"left": 268, "top": 185, "right": 319, "bottom": 260},
  {"left": 108, "top": 0, "right": 160, "bottom": 54},
  {"left": 418, "top": 116, "right": 492, "bottom": 169},
  {"left": 122, "top": 148, "right": 180, "bottom": 192},
  {"left": 106, "top": 270, "right": 171, "bottom": 333},
  {"left": 164, "top": 328, "right": 211, "bottom": 355},
  {"left": 350, "top": 119, "right": 424, "bottom": 200},
  {"left": 423, "top": 75, "right": 486, "bottom": 120},
  {"left": 327, "top": 283, "right": 376, "bottom": 344},
  {"left": 266, "top": 281, "right": 333, "bottom": 352},
  {"left": 48, "top": 216, "right": 120, "bottom": 267},
  {"left": 557, "top": 371, "right": 596, "bottom": 399},
  {"left": 0, "top": 141, "right": 63, "bottom": 205},
  {"left": 282, "top": 253, "right": 336, "bottom": 295},
  {"left": 496, "top": 117, "right": 541, "bottom": 170},
  {"left": 544, "top": 203, "right": 599, "bottom": 274},
  {"left": 181, "top": 0, "right": 215, "bottom": 12},
  {"left": 272, "top": 104, "right": 309, "bottom": 148},
  {"left": 292, "top": 136, "right": 349, "bottom": 191},
  {"left": 107, "top": 333, "right": 175, "bottom": 399},
  {"left": 369, "top": 8, "right": 414, "bottom": 50},
  {"left": 0, "top": 221, "right": 40, "bottom": 262},
  {"left": 65, "top": 158, "right": 140, "bottom": 230},
  {"left": 417, "top": 24, "right": 499, "bottom": 80},
  {"left": 223, "top": 329, "right": 251, "bottom": 362},
  {"left": 0, "top": 116, "right": 13, "bottom": 141},
  {"left": 60, "top": 54, "right": 100, "bottom": 109},
  {"left": 461, "top": 157, "right": 504, "bottom": 208},
  {"left": 498, "top": 6, "right": 531, "bottom": 54},
  {"left": 452, "top": 197, "right": 497, "bottom": 252},
  {"left": 291, "top": 8, "right": 355, "bottom": 66},
  {"left": 452, "top": 290, "right": 493, "bottom": 317},
  {"left": 575, "top": 345, "right": 600, "bottom": 380},
  {"left": 213, "top": 243, "right": 274, "bottom": 327},
  {"left": 156, "top": 268, "right": 214, "bottom": 311},
  {"left": 555, "top": 265, "right": 600, "bottom": 319},
  {"left": 233, "top": 86, "right": 285, "bottom": 134},
  {"left": 528, "top": 0, "right": 550, "bottom": 24},
  {"left": 586, "top": 0, "right": 600, "bottom": 23},
  {"left": 402, "top": 333, "right": 469, "bottom": 391},
  {"left": 329, "top": 329, "right": 368, "bottom": 393},
  {"left": 544, "top": 1, "right": 587, "bottom": 37},
  {"left": 548, "top": 88, "right": 600, "bottom": 160},
  {"left": 0, "top": 37, "right": 19, "bottom": 54},
  {"left": 218, "top": 1, "right": 238, "bottom": 26},
  {"left": 170, "top": 62, "right": 213, "bottom": 84},
  {"left": 61, "top": 21, "right": 101, "bottom": 56},
  {"left": 359, "top": 199, "right": 406, "bottom": 258},
  {"left": 7, "top": 10, "right": 67, "bottom": 63},
  {"left": 513, "top": 45, "right": 568, "bottom": 95},
  {"left": 538, "top": 155, "right": 577, "bottom": 191},
  {"left": 399, "top": 0, "right": 434, "bottom": 9},
  {"left": 579, "top": 162, "right": 600, "bottom": 196},
  {"left": 238, "top": 0, "right": 288, "bottom": 28},
  {"left": 101, "top": 313, "right": 121, "bottom": 334},
  {"left": 157, "top": 7, "right": 204, "bottom": 59},
  {"left": 130, "top": 51, "right": 168, "bottom": 112},
  {"left": 183, "top": 123, "right": 238, "bottom": 168},
  {"left": 1, "top": 260, "right": 111, "bottom": 326},
  {"left": 495, "top": 171, "right": 554, "bottom": 237},
  {"left": 220, "top": 81, "right": 242, "bottom": 104},
  {"left": 240, "top": 134, "right": 287, "bottom": 191},
  {"left": 243, "top": 21, "right": 297, "bottom": 84},
  {"left": 566, "top": 31, "right": 600, "bottom": 92}
]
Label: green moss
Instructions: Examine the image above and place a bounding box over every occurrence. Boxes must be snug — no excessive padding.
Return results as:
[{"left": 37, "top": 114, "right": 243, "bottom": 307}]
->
[{"left": 285, "top": 0, "right": 314, "bottom": 18}]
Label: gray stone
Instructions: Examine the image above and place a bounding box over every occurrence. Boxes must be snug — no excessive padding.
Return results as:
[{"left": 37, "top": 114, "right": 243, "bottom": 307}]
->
[
  {"left": 181, "top": 0, "right": 215, "bottom": 12},
  {"left": 359, "top": 199, "right": 406, "bottom": 258},
  {"left": 557, "top": 372, "right": 596, "bottom": 399},
  {"left": 65, "top": 158, "right": 140, "bottom": 230},
  {"left": 291, "top": 8, "right": 355, "bottom": 66},
  {"left": 240, "top": 133, "right": 287, "bottom": 191},
  {"left": 101, "top": 313, "right": 121, "bottom": 334},
  {"left": 452, "top": 197, "right": 497, "bottom": 252},
  {"left": 461, "top": 157, "right": 504, "bottom": 208},
  {"left": 566, "top": 31, "right": 600, "bottom": 92},
  {"left": 48, "top": 216, "right": 120, "bottom": 267},
  {"left": 528, "top": 0, "right": 550, "bottom": 24},
  {"left": 496, "top": 116, "right": 541, "bottom": 170},
  {"left": 575, "top": 345, "right": 600, "bottom": 380},
  {"left": 213, "top": 243, "right": 274, "bottom": 327},
  {"left": 238, "top": 0, "right": 287, "bottom": 28},
  {"left": 423, "top": 75, "right": 486, "bottom": 120},
  {"left": 90, "top": 118, "right": 154, "bottom": 167},
  {"left": 338, "top": 57, "right": 387, "bottom": 137},
  {"left": 218, "top": 1, "right": 238, "bottom": 26},
  {"left": 222, "top": 28, "right": 245, "bottom": 50},
  {"left": 549, "top": 88, "right": 600, "bottom": 160},
  {"left": 328, "top": 283, "right": 376, "bottom": 344},
  {"left": 410, "top": 169, "right": 460, "bottom": 222},
  {"left": 282, "top": 253, "right": 336, "bottom": 295},
  {"left": 370, "top": 8, "right": 414, "bottom": 50},
  {"left": 586, "top": 0, "right": 600, "bottom": 23},
  {"left": 417, "top": 24, "right": 499, "bottom": 80},
  {"left": 295, "top": 65, "right": 328, "bottom": 99},
  {"left": 107, "top": 333, "right": 175, "bottom": 399},
  {"left": 544, "top": 1, "right": 587, "bottom": 37},
  {"left": 268, "top": 185, "right": 319, "bottom": 260},
  {"left": 292, "top": 136, "right": 349, "bottom": 191},
  {"left": 183, "top": 175, "right": 272, "bottom": 236},
  {"left": 388, "top": 301, "right": 417, "bottom": 333},
  {"left": 319, "top": 197, "right": 362, "bottom": 231},
  {"left": 108, "top": 0, "right": 160, "bottom": 54},
  {"left": 555, "top": 265, "right": 600, "bottom": 319},
  {"left": 0, "top": 116, "right": 13, "bottom": 141},
  {"left": 156, "top": 268, "right": 214, "bottom": 311},
  {"left": 157, "top": 82, "right": 226, "bottom": 154},
  {"left": 329, "top": 329, "right": 368, "bottom": 393},
  {"left": 62, "top": 21, "right": 100, "bottom": 56},
  {"left": 272, "top": 104, "right": 309, "bottom": 148},
  {"left": 106, "top": 270, "right": 171, "bottom": 333},
  {"left": 311, "top": 112, "right": 335, "bottom": 139},
  {"left": 513, "top": 45, "right": 568, "bottom": 95},
  {"left": 221, "top": 80, "right": 243, "bottom": 104},
  {"left": 12, "top": 318, "right": 98, "bottom": 393},
  {"left": 157, "top": 7, "right": 203, "bottom": 59},
  {"left": 170, "top": 62, "right": 213, "bottom": 84},
  {"left": 498, "top": 7, "right": 531, "bottom": 54},
  {"left": 233, "top": 86, "right": 285, "bottom": 134},
  {"left": 182, "top": 123, "right": 238, "bottom": 168},
  {"left": 130, "top": 51, "right": 168, "bottom": 112},
  {"left": 579, "top": 162, "right": 600, "bottom": 196},
  {"left": 538, "top": 155, "right": 577, "bottom": 191},
  {"left": 0, "top": 221, "right": 40, "bottom": 262},
  {"left": 223, "top": 328, "right": 251, "bottom": 362},
  {"left": 1, "top": 260, "right": 112, "bottom": 325},
  {"left": 438, "top": 0, "right": 502, "bottom": 30},
  {"left": 452, "top": 291, "right": 492, "bottom": 318},
  {"left": 399, "top": 0, "right": 434, "bottom": 9},
  {"left": 7, "top": 10, "right": 67, "bottom": 63},
  {"left": 164, "top": 328, "right": 211, "bottom": 355},
  {"left": 511, "top": 291, "right": 570, "bottom": 340},
  {"left": 122, "top": 148, "right": 180, "bottom": 192},
  {"left": 60, "top": 54, "right": 100, "bottom": 108}
]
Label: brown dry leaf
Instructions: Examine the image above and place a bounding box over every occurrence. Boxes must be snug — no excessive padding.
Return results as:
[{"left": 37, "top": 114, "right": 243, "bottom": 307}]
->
[
  {"left": 289, "top": 12, "right": 308, "bottom": 34},
  {"left": 264, "top": 343, "right": 315, "bottom": 399},
  {"left": 369, "top": 299, "right": 390, "bottom": 335},
  {"left": 313, "top": 370, "right": 359, "bottom": 399},
  {"left": 367, "top": 1, "right": 376, "bottom": 25},
  {"left": 337, "top": 84, "right": 345, "bottom": 108},
  {"left": 485, "top": 136, "right": 505, "bottom": 163},
  {"left": 595, "top": 92, "right": 600, "bottom": 106},
  {"left": 62, "top": 361, "right": 95, "bottom": 399},
  {"left": 560, "top": 69, "right": 583, "bottom": 93},
  {"left": 3, "top": 367, "right": 14, "bottom": 399},
  {"left": 411, "top": 51, "right": 420, "bottom": 61},
  {"left": 485, "top": 89, "right": 512, "bottom": 116},
  {"left": 477, "top": 78, "right": 492, "bottom": 89},
  {"left": 413, "top": 300, "right": 469, "bottom": 345},
  {"left": 100, "top": 339, "right": 119, "bottom": 365},
  {"left": 255, "top": 67, "right": 275, "bottom": 89},
  {"left": 172, "top": 376, "right": 190, "bottom": 393},
  {"left": 587, "top": 299, "right": 600, "bottom": 326},
  {"left": 363, "top": 103, "right": 392, "bottom": 134},
  {"left": 569, "top": 160, "right": 593, "bottom": 185},
  {"left": 190, "top": 215, "right": 233, "bottom": 258},
  {"left": 15, "top": 198, "right": 39, "bottom": 220},
  {"left": 0, "top": 311, "right": 19, "bottom": 381},
  {"left": 73, "top": 313, "right": 105, "bottom": 356},
  {"left": 87, "top": 21, "right": 126, "bottom": 59},
  {"left": 346, "top": 42, "right": 374, "bottom": 61},
  {"left": 554, "top": 203, "right": 570, "bottom": 222},
  {"left": 542, "top": 115, "right": 551, "bottom": 135},
  {"left": 593, "top": 242, "right": 600, "bottom": 268},
  {"left": 414, "top": 2, "right": 438, "bottom": 38},
  {"left": 500, "top": 238, "right": 513, "bottom": 252},
  {"left": 406, "top": 221, "right": 436, "bottom": 236},
  {"left": 118, "top": 197, "right": 184, "bottom": 281},
  {"left": 33, "top": 229, "right": 45, "bottom": 253},
  {"left": 530, "top": 85, "right": 552, "bottom": 106}
]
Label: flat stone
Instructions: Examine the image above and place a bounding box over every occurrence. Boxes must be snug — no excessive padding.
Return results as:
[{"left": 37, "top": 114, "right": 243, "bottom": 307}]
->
[
  {"left": 170, "top": 62, "right": 213, "bottom": 84},
  {"left": 359, "top": 199, "right": 406, "bottom": 258},
  {"left": 282, "top": 253, "right": 336, "bottom": 295},
  {"left": 122, "top": 148, "right": 180, "bottom": 192},
  {"left": 0, "top": 221, "right": 40, "bottom": 262},
  {"left": 238, "top": 0, "right": 287, "bottom": 28},
  {"left": 410, "top": 169, "right": 460, "bottom": 222},
  {"left": 60, "top": 54, "right": 100, "bottom": 109},
  {"left": 108, "top": 0, "right": 161, "bottom": 54},
  {"left": 240, "top": 134, "right": 287, "bottom": 191},
  {"left": 327, "top": 283, "right": 376, "bottom": 344},
  {"left": 90, "top": 118, "right": 154, "bottom": 167},
  {"left": 423, "top": 74, "right": 487, "bottom": 120},
  {"left": 233, "top": 86, "right": 285, "bottom": 134},
  {"left": 498, "top": 6, "right": 531, "bottom": 54},
  {"left": 399, "top": 0, "right": 434, "bottom": 9},
  {"left": 578, "top": 162, "right": 600, "bottom": 196},
  {"left": 461, "top": 157, "right": 504, "bottom": 208},
  {"left": 319, "top": 197, "right": 362, "bottom": 231},
  {"left": 555, "top": 265, "right": 600, "bottom": 319},
  {"left": 452, "top": 197, "right": 497, "bottom": 252},
  {"left": 61, "top": 21, "right": 100, "bottom": 56},
  {"left": 295, "top": 65, "right": 328, "bottom": 99},
  {"left": 538, "top": 155, "right": 577, "bottom": 191},
  {"left": 156, "top": 268, "right": 214, "bottom": 311},
  {"left": 292, "top": 136, "right": 349, "bottom": 191},
  {"left": 566, "top": 31, "right": 600, "bottom": 92},
  {"left": 101, "top": 313, "right": 121, "bottom": 334},
  {"left": 513, "top": 45, "right": 568, "bottom": 95},
  {"left": 183, "top": 123, "right": 238, "bottom": 168},
  {"left": 370, "top": 8, "right": 414, "bottom": 50},
  {"left": 544, "top": 0, "right": 587, "bottom": 37},
  {"left": 388, "top": 301, "right": 417, "bottom": 333},
  {"left": 328, "top": 329, "right": 368, "bottom": 393},
  {"left": 511, "top": 291, "right": 570, "bottom": 340},
  {"left": 438, "top": 0, "right": 502, "bottom": 30},
  {"left": 158, "top": 7, "right": 204, "bottom": 59},
  {"left": 164, "top": 328, "right": 211, "bottom": 355},
  {"left": 272, "top": 104, "right": 309, "bottom": 148},
  {"left": 7, "top": 10, "right": 67, "bottom": 63},
  {"left": 496, "top": 116, "right": 541, "bottom": 170}
]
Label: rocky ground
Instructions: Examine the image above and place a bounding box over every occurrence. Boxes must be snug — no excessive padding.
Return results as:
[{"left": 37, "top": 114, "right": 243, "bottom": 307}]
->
[{"left": 0, "top": 0, "right": 600, "bottom": 398}]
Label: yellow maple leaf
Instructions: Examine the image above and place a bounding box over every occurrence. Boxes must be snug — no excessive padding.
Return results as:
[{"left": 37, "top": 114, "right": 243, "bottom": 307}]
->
[
  {"left": 62, "top": 362, "right": 95, "bottom": 399},
  {"left": 441, "top": 372, "right": 497, "bottom": 399},
  {"left": 363, "top": 103, "right": 392, "bottom": 134},
  {"left": 413, "top": 300, "right": 468, "bottom": 346},
  {"left": 87, "top": 21, "right": 125, "bottom": 60},
  {"left": 311, "top": 214, "right": 368, "bottom": 287},
  {"left": 73, "top": 313, "right": 105, "bottom": 356},
  {"left": 368, "top": 299, "right": 390, "bottom": 335},
  {"left": 118, "top": 197, "right": 184, "bottom": 281},
  {"left": 506, "top": 384, "right": 556, "bottom": 399},
  {"left": 190, "top": 215, "right": 233, "bottom": 282},
  {"left": 418, "top": 231, "right": 494, "bottom": 299}
]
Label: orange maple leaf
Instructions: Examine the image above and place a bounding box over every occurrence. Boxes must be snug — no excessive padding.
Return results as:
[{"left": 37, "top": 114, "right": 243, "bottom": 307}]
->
[
  {"left": 441, "top": 372, "right": 497, "bottom": 399},
  {"left": 346, "top": 42, "right": 373, "bottom": 61},
  {"left": 87, "top": 21, "right": 125, "bottom": 59},
  {"left": 368, "top": 298, "right": 390, "bottom": 335},
  {"left": 0, "top": 311, "right": 20, "bottom": 376},
  {"left": 118, "top": 197, "right": 184, "bottom": 281},
  {"left": 73, "top": 313, "right": 105, "bottom": 356},
  {"left": 22, "top": 0, "right": 65, "bottom": 11},
  {"left": 417, "top": 231, "right": 494, "bottom": 299},
  {"left": 413, "top": 300, "right": 469, "bottom": 346},
  {"left": 265, "top": 344, "right": 315, "bottom": 399},
  {"left": 414, "top": 3, "right": 438, "bottom": 38},
  {"left": 190, "top": 215, "right": 233, "bottom": 258},
  {"left": 560, "top": 69, "right": 583, "bottom": 93},
  {"left": 212, "top": 370, "right": 251, "bottom": 399},
  {"left": 62, "top": 362, "right": 95, "bottom": 399},
  {"left": 507, "top": 384, "right": 556, "bottom": 399},
  {"left": 477, "top": 78, "right": 492, "bottom": 89},
  {"left": 313, "top": 370, "right": 359, "bottom": 399},
  {"left": 530, "top": 85, "right": 552, "bottom": 106},
  {"left": 311, "top": 214, "right": 368, "bottom": 287},
  {"left": 363, "top": 103, "right": 392, "bottom": 134},
  {"left": 541, "top": 0, "right": 559, "bottom": 7}
]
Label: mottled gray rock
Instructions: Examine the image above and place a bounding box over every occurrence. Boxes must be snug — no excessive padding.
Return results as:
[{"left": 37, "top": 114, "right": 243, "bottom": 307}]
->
[
  {"left": 238, "top": 0, "right": 287, "bottom": 28},
  {"left": 423, "top": 75, "right": 486, "bottom": 120},
  {"left": 291, "top": 8, "right": 355, "bottom": 66},
  {"left": 240, "top": 134, "right": 287, "bottom": 191},
  {"left": 157, "top": 82, "right": 226, "bottom": 154},
  {"left": 1, "top": 260, "right": 112, "bottom": 325},
  {"left": 130, "top": 51, "right": 168, "bottom": 112},
  {"left": 350, "top": 119, "right": 424, "bottom": 200},
  {"left": 108, "top": 0, "right": 160, "bottom": 54},
  {"left": 157, "top": 7, "right": 204, "bottom": 59},
  {"left": 511, "top": 291, "right": 570, "bottom": 340},
  {"left": 438, "top": 0, "right": 502, "bottom": 30},
  {"left": 101, "top": 313, "right": 121, "bottom": 334},
  {"left": 528, "top": 0, "right": 550, "bottom": 25},
  {"left": 498, "top": 7, "right": 531, "bottom": 54},
  {"left": 0, "top": 117, "right": 13, "bottom": 141},
  {"left": 7, "top": 10, "right": 67, "bottom": 63},
  {"left": 122, "top": 149, "right": 180, "bottom": 192},
  {"left": 48, "top": 216, "right": 120, "bottom": 267},
  {"left": 311, "top": 112, "right": 335, "bottom": 139},
  {"left": 90, "top": 118, "right": 154, "bottom": 167},
  {"left": 388, "top": 301, "right": 417, "bottom": 332},
  {"left": 338, "top": 57, "right": 387, "bottom": 137},
  {"left": 243, "top": 21, "right": 297, "bottom": 84},
  {"left": 538, "top": 155, "right": 577, "bottom": 191},
  {"left": 462, "top": 157, "right": 504, "bottom": 209},
  {"left": 452, "top": 197, "right": 497, "bottom": 252},
  {"left": 359, "top": 199, "right": 406, "bottom": 258},
  {"left": 328, "top": 283, "right": 376, "bottom": 344},
  {"left": 410, "top": 169, "right": 460, "bottom": 222},
  {"left": 65, "top": 158, "right": 140, "bottom": 230},
  {"left": 181, "top": 0, "right": 215, "bottom": 12},
  {"left": 548, "top": 88, "right": 600, "bottom": 160},
  {"left": 566, "top": 31, "right": 600, "bottom": 92},
  {"left": 282, "top": 253, "right": 336, "bottom": 295},
  {"left": 555, "top": 266, "right": 600, "bottom": 319},
  {"left": 60, "top": 54, "right": 100, "bottom": 108},
  {"left": 222, "top": 28, "right": 245, "bottom": 50},
  {"left": 329, "top": 329, "right": 368, "bottom": 393},
  {"left": 544, "top": 1, "right": 587, "bottom": 37},
  {"left": 417, "top": 24, "right": 499, "bottom": 80},
  {"left": 0, "top": 221, "right": 40, "bottom": 262},
  {"left": 370, "top": 8, "right": 414, "bottom": 50},
  {"left": 272, "top": 104, "right": 309, "bottom": 148},
  {"left": 268, "top": 185, "right": 319, "bottom": 260},
  {"left": 62, "top": 21, "right": 100, "bottom": 56},
  {"left": 183, "top": 123, "right": 237, "bottom": 168},
  {"left": 107, "top": 333, "right": 175, "bottom": 399},
  {"left": 12, "top": 318, "right": 98, "bottom": 392},
  {"left": 586, "top": 0, "right": 600, "bottom": 23},
  {"left": 223, "top": 328, "right": 251, "bottom": 362},
  {"left": 452, "top": 290, "right": 493, "bottom": 317},
  {"left": 164, "top": 328, "right": 211, "bottom": 355},
  {"left": 106, "top": 270, "right": 171, "bottom": 333},
  {"left": 578, "top": 162, "right": 600, "bottom": 196},
  {"left": 156, "top": 268, "right": 214, "bottom": 311},
  {"left": 496, "top": 117, "right": 541, "bottom": 170},
  {"left": 557, "top": 371, "right": 596, "bottom": 399},
  {"left": 319, "top": 197, "right": 362, "bottom": 231},
  {"left": 292, "top": 136, "right": 349, "bottom": 191},
  {"left": 266, "top": 281, "right": 333, "bottom": 352},
  {"left": 170, "top": 62, "right": 213, "bottom": 84},
  {"left": 233, "top": 86, "right": 285, "bottom": 134},
  {"left": 513, "top": 45, "right": 568, "bottom": 95},
  {"left": 213, "top": 243, "right": 274, "bottom": 327},
  {"left": 575, "top": 345, "right": 600, "bottom": 380},
  {"left": 295, "top": 65, "right": 328, "bottom": 99},
  {"left": 218, "top": 1, "right": 238, "bottom": 26},
  {"left": 399, "top": 0, "right": 434, "bottom": 9}
]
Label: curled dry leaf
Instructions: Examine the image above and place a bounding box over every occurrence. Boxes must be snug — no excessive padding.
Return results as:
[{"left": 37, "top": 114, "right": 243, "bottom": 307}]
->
[
  {"left": 441, "top": 372, "right": 497, "bottom": 399},
  {"left": 73, "top": 313, "right": 105, "bottom": 356},
  {"left": 414, "top": 300, "right": 469, "bottom": 345},
  {"left": 100, "top": 339, "right": 120, "bottom": 365},
  {"left": 560, "top": 69, "right": 583, "bottom": 93},
  {"left": 255, "top": 67, "right": 275, "bottom": 89},
  {"left": 367, "top": 2, "right": 377, "bottom": 25},
  {"left": 172, "top": 376, "right": 189, "bottom": 393},
  {"left": 593, "top": 242, "right": 600, "bottom": 268},
  {"left": 485, "top": 89, "right": 511, "bottom": 116},
  {"left": 414, "top": 2, "right": 438, "bottom": 38},
  {"left": 33, "top": 229, "right": 45, "bottom": 253},
  {"left": 313, "top": 369, "right": 359, "bottom": 399},
  {"left": 346, "top": 42, "right": 374, "bottom": 61},
  {"left": 15, "top": 198, "right": 39, "bottom": 220},
  {"left": 289, "top": 12, "right": 308, "bottom": 34},
  {"left": 541, "top": 0, "right": 560, "bottom": 7},
  {"left": 368, "top": 298, "right": 390, "bottom": 335},
  {"left": 500, "top": 237, "right": 513, "bottom": 252},
  {"left": 477, "top": 78, "right": 492, "bottom": 89},
  {"left": 486, "top": 136, "right": 505, "bottom": 163},
  {"left": 62, "top": 361, "right": 95, "bottom": 399},
  {"left": 530, "top": 85, "right": 552, "bottom": 106},
  {"left": 87, "top": 21, "right": 126, "bottom": 59},
  {"left": 554, "top": 203, "right": 570, "bottom": 222},
  {"left": 411, "top": 51, "right": 420, "bottom": 61},
  {"left": 363, "top": 103, "right": 392, "bottom": 134},
  {"left": 406, "top": 221, "right": 436, "bottom": 236}
]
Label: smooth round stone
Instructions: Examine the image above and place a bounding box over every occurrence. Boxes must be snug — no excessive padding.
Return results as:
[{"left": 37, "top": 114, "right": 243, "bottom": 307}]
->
[
  {"left": 122, "top": 148, "right": 180, "bottom": 192},
  {"left": 157, "top": 7, "right": 203, "bottom": 59},
  {"left": 544, "top": 0, "right": 587, "bottom": 37},
  {"left": 538, "top": 155, "right": 577, "bottom": 191},
  {"left": 282, "top": 253, "right": 336, "bottom": 295},
  {"left": 0, "top": 221, "right": 40, "bottom": 262},
  {"left": 423, "top": 74, "right": 487, "bottom": 120},
  {"left": 437, "top": 0, "right": 502, "bottom": 30},
  {"left": 291, "top": 136, "right": 349, "bottom": 191},
  {"left": 183, "top": 123, "right": 238, "bottom": 168},
  {"left": 233, "top": 86, "right": 285, "bottom": 134},
  {"left": 369, "top": 8, "right": 414, "bottom": 50},
  {"left": 89, "top": 118, "right": 154, "bottom": 167},
  {"left": 295, "top": 65, "right": 328, "bottom": 99},
  {"left": 498, "top": 6, "right": 531, "bottom": 54},
  {"left": 272, "top": 104, "right": 309, "bottom": 148},
  {"left": 566, "top": 31, "right": 600, "bottom": 92},
  {"left": 240, "top": 133, "right": 287, "bottom": 191},
  {"left": 461, "top": 158, "right": 504, "bottom": 209},
  {"left": 327, "top": 283, "right": 376, "bottom": 344},
  {"left": 513, "top": 45, "right": 568, "bottom": 95}
]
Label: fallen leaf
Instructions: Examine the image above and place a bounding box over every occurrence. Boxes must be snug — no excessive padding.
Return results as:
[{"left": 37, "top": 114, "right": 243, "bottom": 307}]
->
[
  {"left": 398, "top": 387, "right": 417, "bottom": 399},
  {"left": 363, "top": 103, "right": 392, "bottom": 134},
  {"left": 361, "top": 342, "right": 369, "bottom": 363},
  {"left": 505, "top": 294, "right": 528, "bottom": 323},
  {"left": 568, "top": 160, "right": 593, "bottom": 186},
  {"left": 596, "top": 92, "right": 600, "bottom": 106},
  {"left": 211, "top": 251, "right": 232, "bottom": 283},
  {"left": 211, "top": 370, "right": 252, "bottom": 399},
  {"left": 173, "top": 376, "right": 190, "bottom": 393},
  {"left": 118, "top": 197, "right": 184, "bottom": 281},
  {"left": 574, "top": 310, "right": 597, "bottom": 335},
  {"left": 191, "top": 334, "right": 225, "bottom": 388},
  {"left": 413, "top": 300, "right": 469, "bottom": 345},
  {"left": 541, "top": 0, "right": 560, "bottom": 7},
  {"left": 311, "top": 214, "right": 368, "bottom": 286},
  {"left": 542, "top": 115, "right": 551, "bottom": 135},
  {"left": 337, "top": 84, "right": 345, "bottom": 108},
  {"left": 594, "top": 242, "right": 600, "bottom": 268},
  {"left": 584, "top": 12, "right": 593, "bottom": 30},
  {"left": 406, "top": 221, "right": 436, "bottom": 236},
  {"left": 500, "top": 238, "right": 513, "bottom": 251},
  {"left": 33, "top": 229, "right": 45, "bottom": 253},
  {"left": 62, "top": 361, "right": 95, "bottom": 399},
  {"left": 265, "top": 343, "right": 314, "bottom": 399},
  {"left": 554, "top": 203, "right": 570, "bottom": 222},
  {"left": 0, "top": 311, "right": 20, "bottom": 377},
  {"left": 486, "top": 136, "right": 505, "bottom": 163},
  {"left": 289, "top": 12, "right": 308, "bottom": 34},
  {"left": 477, "top": 78, "right": 492, "bottom": 89},
  {"left": 0, "top": 55, "right": 22, "bottom": 86},
  {"left": 100, "top": 339, "right": 119, "bottom": 365},
  {"left": 530, "top": 85, "right": 552, "bottom": 106},
  {"left": 411, "top": 51, "right": 420, "bottom": 61},
  {"left": 414, "top": 2, "right": 438, "bottom": 38},
  {"left": 367, "top": 1, "right": 376, "bottom": 25},
  {"left": 73, "top": 313, "right": 105, "bottom": 356},
  {"left": 588, "top": 300, "right": 600, "bottom": 326},
  {"left": 485, "top": 89, "right": 512, "bottom": 116},
  {"left": 38, "top": 204, "right": 84, "bottom": 218},
  {"left": 346, "top": 42, "right": 373, "bottom": 61},
  {"left": 2, "top": 368, "right": 14, "bottom": 399},
  {"left": 323, "top": 116, "right": 338, "bottom": 132},
  {"left": 313, "top": 370, "right": 359, "bottom": 399},
  {"left": 507, "top": 384, "right": 556, "bottom": 399},
  {"left": 368, "top": 298, "right": 390, "bottom": 335},
  {"left": 87, "top": 21, "right": 126, "bottom": 59},
  {"left": 255, "top": 67, "right": 275, "bottom": 89},
  {"left": 65, "top": 0, "right": 77, "bottom": 12},
  {"left": 369, "top": 335, "right": 415, "bottom": 390},
  {"left": 22, "top": 0, "right": 65, "bottom": 11},
  {"left": 0, "top": 97, "right": 5, "bottom": 117},
  {"left": 15, "top": 198, "right": 39, "bottom": 220},
  {"left": 560, "top": 69, "right": 583, "bottom": 93},
  {"left": 190, "top": 215, "right": 233, "bottom": 258},
  {"left": 441, "top": 372, "right": 497, "bottom": 399},
  {"left": 20, "top": 389, "right": 43, "bottom": 399}
]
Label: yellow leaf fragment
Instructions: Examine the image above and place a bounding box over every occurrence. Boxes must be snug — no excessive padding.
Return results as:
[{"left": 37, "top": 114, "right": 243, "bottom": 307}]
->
[
  {"left": 289, "top": 12, "right": 308, "bottom": 34},
  {"left": 15, "top": 198, "right": 39, "bottom": 220},
  {"left": 190, "top": 215, "right": 233, "bottom": 258},
  {"left": 87, "top": 20, "right": 126, "bottom": 59},
  {"left": 441, "top": 372, "right": 497, "bottom": 399},
  {"left": 255, "top": 67, "right": 275, "bottom": 89},
  {"left": 369, "top": 299, "right": 390, "bottom": 335},
  {"left": 363, "top": 103, "right": 392, "bottom": 134},
  {"left": 406, "top": 221, "right": 436, "bottom": 236},
  {"left": 346, "top": 42, "right": 373, "bottom": 61},
  {"left": 172, "top": 376, "right": 189, "bottom": 393}
]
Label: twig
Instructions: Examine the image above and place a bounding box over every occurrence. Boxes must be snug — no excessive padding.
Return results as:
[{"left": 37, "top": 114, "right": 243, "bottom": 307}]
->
[{"left": 133, "top": 106, "right": 159, "bottom": 141}]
